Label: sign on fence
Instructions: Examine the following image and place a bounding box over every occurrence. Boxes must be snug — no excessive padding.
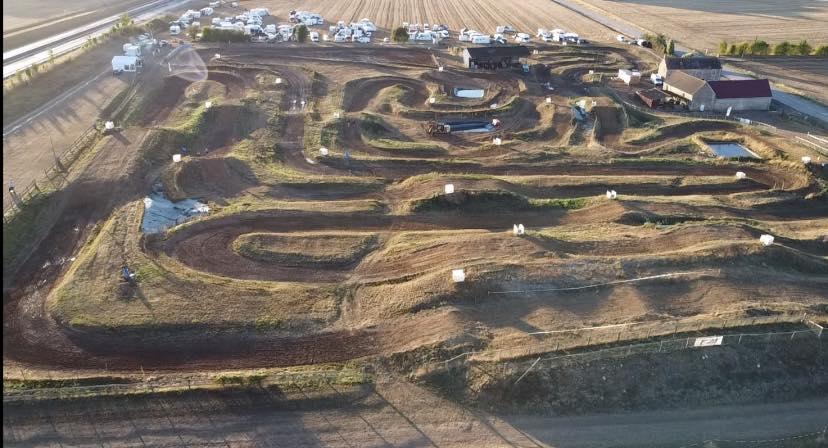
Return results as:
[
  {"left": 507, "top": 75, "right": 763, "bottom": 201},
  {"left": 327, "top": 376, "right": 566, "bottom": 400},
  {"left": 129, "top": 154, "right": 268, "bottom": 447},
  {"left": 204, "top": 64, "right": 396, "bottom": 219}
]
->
[{"left": 693, "top": 335, "right": 723, "bottom": 347}]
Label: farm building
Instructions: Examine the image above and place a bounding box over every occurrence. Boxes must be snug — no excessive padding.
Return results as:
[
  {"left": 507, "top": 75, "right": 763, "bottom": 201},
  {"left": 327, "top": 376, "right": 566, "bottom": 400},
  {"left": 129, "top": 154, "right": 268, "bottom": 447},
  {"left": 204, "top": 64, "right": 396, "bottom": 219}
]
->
[
  {"left": 636, "top": 88, "right": 670, "bottom": 108},
  {"left": 663, "top": 71, "right": 772, "bottom": 111},
  {"left": 462, "top": 45, "right": 530, "bottom": 69},
  {"left": 658, "top": 56, "right": 722, "bottom": 81},
  {"left": 618, "top": 69, "right": 641, "bottom": 85}
]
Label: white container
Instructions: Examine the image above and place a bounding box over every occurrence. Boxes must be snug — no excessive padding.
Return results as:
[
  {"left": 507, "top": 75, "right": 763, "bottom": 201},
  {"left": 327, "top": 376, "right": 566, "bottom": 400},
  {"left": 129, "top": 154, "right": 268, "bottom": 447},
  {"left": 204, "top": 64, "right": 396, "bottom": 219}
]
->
[
  {"left": 172, "top": 154, "right": 182, "bottom": 162},
  {"left": 444, "top": 184, "right": 455, "bottom": 194},
  {"left": 759, "top": 234, "right": 774, "bottom": 246},
  {"left": 451, "top": 269, "right": 465, "bottom": 283}
]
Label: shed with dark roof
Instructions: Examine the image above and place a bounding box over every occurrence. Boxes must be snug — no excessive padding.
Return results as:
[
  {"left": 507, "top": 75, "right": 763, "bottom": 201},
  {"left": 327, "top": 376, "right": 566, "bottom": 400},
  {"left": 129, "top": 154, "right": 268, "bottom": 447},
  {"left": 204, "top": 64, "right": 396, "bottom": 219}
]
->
[
  {"left": 663, "top": 72, "right": 772, "bottom": 112},
  {"left": 462, "top": 45, "right": 530, "bottom": 69},
  {"left": 658, "top": 56, "right": 722, "bottom": 81}
]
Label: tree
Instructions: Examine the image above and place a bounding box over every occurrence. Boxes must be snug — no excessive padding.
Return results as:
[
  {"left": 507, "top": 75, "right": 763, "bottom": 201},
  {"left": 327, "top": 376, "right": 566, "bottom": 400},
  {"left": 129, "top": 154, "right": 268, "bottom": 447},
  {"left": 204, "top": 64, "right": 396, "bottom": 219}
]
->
[
  {"left": 749, "top": 40, "right": 769, "bottom": 55},
  {"left": 392, "top": 26, "right": 409, "bottom": 43},
  {"left": 294, "top": 24, "right": 309, "bottom": 42},
  {"left": 814, "top": 45, "right": 828, "bottom": 56},
  {"left": 718, "top": 40, "right": 728, "bottom": 55},
  {"left": 736, "top": 42, "right": 750, "bottom": 56},
  {"left": 773, "top": 41, "right": 791, "bottom": 55},
  {"left": 666, "top": 39, "right": 675, "bottom": 55},
  {"left": 795, "top": 40, "right": 812, "bottom": 56}
]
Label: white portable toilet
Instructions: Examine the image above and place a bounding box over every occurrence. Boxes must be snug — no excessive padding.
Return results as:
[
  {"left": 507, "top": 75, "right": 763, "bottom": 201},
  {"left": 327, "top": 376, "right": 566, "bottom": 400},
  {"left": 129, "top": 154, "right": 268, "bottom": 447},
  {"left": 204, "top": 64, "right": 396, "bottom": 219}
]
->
[
  {"left": 172, "top": 154, "right": 182, "bottom": 162},
  {"left": 319, "top": 147, "right": 329, "bottom": 156},
  {"left": 759, "top": 234, "right": 774, "bottom": 246},
  {"left": 451, "top": 269, "right": 465, "bottom": 282},
  {"left": 735, "top": 171, "right": 747, "bottom": 180},
  {"left": 444, "top": 184, "right": 455, "bottom": 194}
]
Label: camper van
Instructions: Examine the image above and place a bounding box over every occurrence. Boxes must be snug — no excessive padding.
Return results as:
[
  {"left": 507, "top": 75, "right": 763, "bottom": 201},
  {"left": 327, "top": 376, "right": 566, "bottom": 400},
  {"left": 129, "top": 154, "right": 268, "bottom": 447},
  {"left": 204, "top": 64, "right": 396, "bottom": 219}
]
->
[{"left": 112, "top": 55, "right": 141, "bottom": 74}]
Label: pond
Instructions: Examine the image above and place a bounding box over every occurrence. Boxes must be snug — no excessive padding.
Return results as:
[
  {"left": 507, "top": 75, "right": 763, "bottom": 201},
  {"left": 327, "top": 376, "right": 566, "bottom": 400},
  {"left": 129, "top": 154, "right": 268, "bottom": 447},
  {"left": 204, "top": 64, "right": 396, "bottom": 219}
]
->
[
  {"left": 707, "top": 142, "right": 760, "bottom": 159},
  {"left": 141, "top": 184, "right": 209, "bottom": 234}
]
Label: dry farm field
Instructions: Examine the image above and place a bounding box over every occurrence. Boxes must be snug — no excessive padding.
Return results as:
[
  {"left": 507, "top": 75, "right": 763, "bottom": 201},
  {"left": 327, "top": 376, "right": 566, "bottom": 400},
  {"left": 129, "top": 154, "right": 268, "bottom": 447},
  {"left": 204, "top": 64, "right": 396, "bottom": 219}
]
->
[
  {"left": 2, "top": 4, "right": 828, "bottom": 436},
  {"left": 572, "top": 0, "right": 828, "bottom": 51},
  {"left": 246, "top": 0, "right": 622, "bottom": 41}
]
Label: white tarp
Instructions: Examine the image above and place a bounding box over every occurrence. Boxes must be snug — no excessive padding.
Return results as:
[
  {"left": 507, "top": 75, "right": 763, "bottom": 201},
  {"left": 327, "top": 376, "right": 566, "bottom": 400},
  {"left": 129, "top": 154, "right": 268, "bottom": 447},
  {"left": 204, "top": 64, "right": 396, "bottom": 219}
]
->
[
  {"left": 452, "top": 269, "right": 465, "bottom": 282},
  {"left": 693, "top": 336, "right": 723, "bottom": 347},
  {"left": 454, "top": 88, "right": 485, "bottom": 98}
]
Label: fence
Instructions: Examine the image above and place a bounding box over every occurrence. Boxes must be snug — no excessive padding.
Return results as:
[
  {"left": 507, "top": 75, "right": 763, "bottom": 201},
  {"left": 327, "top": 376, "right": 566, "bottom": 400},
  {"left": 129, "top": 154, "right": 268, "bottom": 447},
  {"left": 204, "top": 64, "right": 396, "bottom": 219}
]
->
[
  {"left": 441, "top": 312, "right": 820, "bottom": 366},
  {"left": 3, "top": 368, "right": 372, "bottom": 403},
  {"left": 2, "top": 58, "right": 144, "bottom": 219}
]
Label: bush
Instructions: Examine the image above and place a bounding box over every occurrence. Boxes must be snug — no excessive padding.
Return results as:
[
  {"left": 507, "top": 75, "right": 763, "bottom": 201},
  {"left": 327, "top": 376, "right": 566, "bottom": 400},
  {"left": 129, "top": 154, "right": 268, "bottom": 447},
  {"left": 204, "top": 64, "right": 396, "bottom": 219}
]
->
[
  {"left": 814, "top": 45, "right": 828, "bottom": 56},
  {"left": 719, "top": 40, "right": 728, "bottom": 55},
  {"left": 392, "top": 26, "right": 409, "bottom": 43},
  {"left": 200, "top": 26, "right": 247, "bottom": 42},
  {"left": 749, "top": 40, "right": 769, "bottom": 55},
  {"left": 773, "top": 41, "right": 791, "bottom": 55},
  {"left": 795, "top": 40, "right": 813, "bottom": 56}
]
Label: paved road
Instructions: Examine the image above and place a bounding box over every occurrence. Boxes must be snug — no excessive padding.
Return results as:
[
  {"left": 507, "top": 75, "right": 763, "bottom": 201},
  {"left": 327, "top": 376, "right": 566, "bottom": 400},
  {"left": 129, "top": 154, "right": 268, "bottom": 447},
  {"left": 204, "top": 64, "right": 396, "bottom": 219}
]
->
[
  {"left": 2, "top": 0, "right": 190, "bottom": 79},
  {"left": 4, "top": 382, "right": 827, "bottom": 447}
]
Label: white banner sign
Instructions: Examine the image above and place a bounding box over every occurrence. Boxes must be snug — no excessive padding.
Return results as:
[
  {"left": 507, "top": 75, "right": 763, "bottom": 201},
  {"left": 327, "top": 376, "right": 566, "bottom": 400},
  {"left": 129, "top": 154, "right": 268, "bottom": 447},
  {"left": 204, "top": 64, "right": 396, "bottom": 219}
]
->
[{"left": 693, "top": 336, "right": 723, "bottom": 347}]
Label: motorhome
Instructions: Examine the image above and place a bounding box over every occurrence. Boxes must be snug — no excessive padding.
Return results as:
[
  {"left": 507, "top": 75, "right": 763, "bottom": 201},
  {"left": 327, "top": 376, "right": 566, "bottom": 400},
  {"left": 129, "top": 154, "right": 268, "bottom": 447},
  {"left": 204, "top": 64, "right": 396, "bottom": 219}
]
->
[
  {"left": 471, "top": 34, "right": 491, "bottom": 44},
  {"left": 249, "top": 8, "right": 270, "bottom": 17}
]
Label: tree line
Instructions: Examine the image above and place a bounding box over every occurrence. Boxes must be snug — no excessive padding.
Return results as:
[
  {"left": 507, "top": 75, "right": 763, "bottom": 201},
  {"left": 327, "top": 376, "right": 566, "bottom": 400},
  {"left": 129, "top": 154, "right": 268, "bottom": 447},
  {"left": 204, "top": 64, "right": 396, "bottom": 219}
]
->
[{"left": 719, "top": 39, "right": 828, "bottom": 57}]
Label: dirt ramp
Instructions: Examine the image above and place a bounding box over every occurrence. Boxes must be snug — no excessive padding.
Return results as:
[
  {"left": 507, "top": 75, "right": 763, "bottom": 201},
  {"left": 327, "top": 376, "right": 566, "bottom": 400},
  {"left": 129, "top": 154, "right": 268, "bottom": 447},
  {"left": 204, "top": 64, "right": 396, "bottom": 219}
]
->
[
  {"left": 171, "top": 156, "right": 256, "bottom": 201},
  {"left": 592, "top": 106, "right": 624, "bottom": 145}
]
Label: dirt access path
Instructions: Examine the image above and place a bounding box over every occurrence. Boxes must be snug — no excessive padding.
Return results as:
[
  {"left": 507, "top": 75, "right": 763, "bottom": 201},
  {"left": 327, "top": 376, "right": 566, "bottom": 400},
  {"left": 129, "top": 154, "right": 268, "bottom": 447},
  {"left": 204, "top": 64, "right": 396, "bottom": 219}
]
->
[{"left": 4, "top": 381, "right": 827, "bottom": 447}]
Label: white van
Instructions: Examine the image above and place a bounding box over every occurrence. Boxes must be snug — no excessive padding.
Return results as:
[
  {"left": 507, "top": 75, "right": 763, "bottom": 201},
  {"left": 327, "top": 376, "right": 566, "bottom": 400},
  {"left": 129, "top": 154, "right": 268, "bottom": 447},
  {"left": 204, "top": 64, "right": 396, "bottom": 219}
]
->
[
  {"left": 514, "top": 32, "right": 530, "bottom": 43},
  {"left": 169, "top": 25, "right": 181, "bottom": 35}
]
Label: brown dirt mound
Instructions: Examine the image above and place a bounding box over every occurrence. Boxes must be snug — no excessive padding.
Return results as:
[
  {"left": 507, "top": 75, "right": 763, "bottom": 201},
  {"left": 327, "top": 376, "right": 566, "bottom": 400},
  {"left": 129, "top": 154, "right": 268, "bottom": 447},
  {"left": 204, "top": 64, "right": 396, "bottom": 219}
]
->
[
  {"left": 343, "top": 76, "right": 429, "bottom": 112},
  {"left": 171, "top": 156, "right": 256, "bottom": 201},
  {"left": 184, "top": 80, "right": 227, "bottom": 102}
]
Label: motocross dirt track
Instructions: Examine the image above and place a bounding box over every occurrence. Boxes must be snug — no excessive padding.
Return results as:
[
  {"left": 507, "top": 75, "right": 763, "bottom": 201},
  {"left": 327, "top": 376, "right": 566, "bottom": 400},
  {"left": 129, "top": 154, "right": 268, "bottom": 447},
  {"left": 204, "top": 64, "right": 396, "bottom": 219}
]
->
[{"left": 4, "top": 40, "right": 827, "bottom": 379}]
